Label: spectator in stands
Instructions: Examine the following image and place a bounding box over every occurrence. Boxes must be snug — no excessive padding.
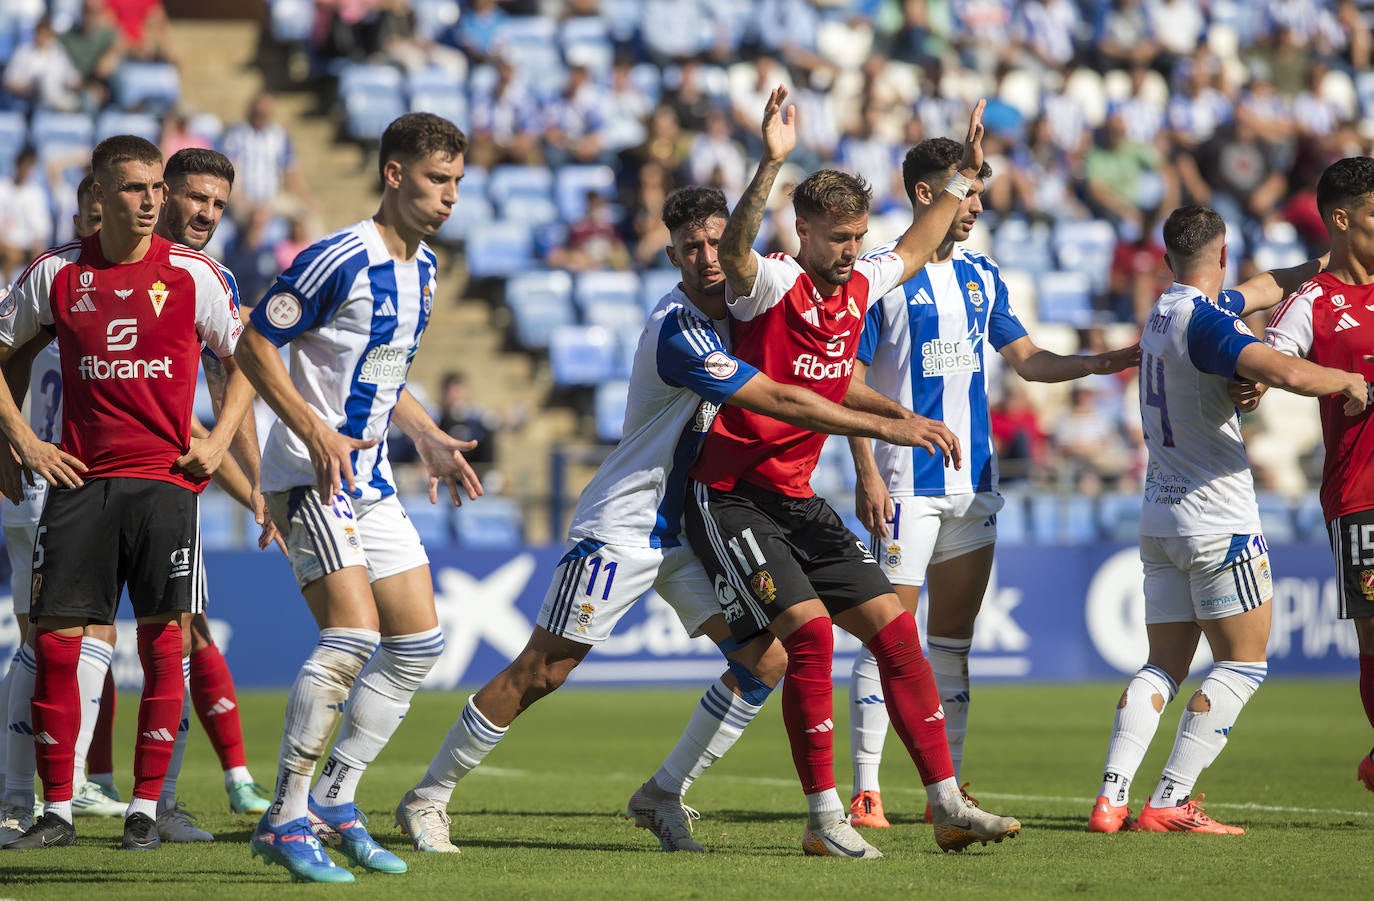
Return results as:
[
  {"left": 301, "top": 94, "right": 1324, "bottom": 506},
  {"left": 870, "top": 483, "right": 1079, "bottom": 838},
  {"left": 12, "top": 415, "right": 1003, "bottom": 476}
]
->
[
  {"left": 436, "top": 371, "right": 522, "bottom": 491},
  {"left": 1084, "top": 110, "right": 1177, "bottom": 237},
  {"left": 3, "top": 17, "right": 83, "bottom": 112},
  {"left": 541, "top": 63, "right": 608, "bottom": 167},
  {"left": 0, "top": 148, "right": 51, "bottom": 282},
  {"left": 159, "top": 108, "right": 213, "bottom": 159},
  {"left": 59, "top": 0, "right": 125, "bottom": 108},
  {"left": 627, "top": 161, "right": 674, "bottom": 268},
  {"left": 686, "top": 108, "right": 748, "bottom": 201},
  {"left": 1052, "top": 383, "right": 1130, "bottom": 494},
  {"left": 990, "top": 380, "right": 1047, "bottom": 484},
  {"left": 1107, "top": 209, "right": 1169, "bottom": 324},
  {"left": 1164, "top": 51, "right": 1233, "bottom": 153},
  {"left": 273, "top": 214, "right": 315, "bottom": 274},
  {"left": 1175, "top": 116, "right": 1290, "bottom": 245},
  {"left": 222, "top": 205, "right": 280, "bottom": 311},
  {"left": 546, "top": 191, "right": 631, "bottom": 272},
  {"left": 1091, "top": 0, "right": 1160, "bottom": 71},
  {"left": 621, "top": 106, "right": 691, "bottom": 184},
  {"left": 440, "top": 0, "right": 507, "bottom": 62},
  {"left": 104, "top": 0, "right": 179, "bottom": 65},
  {"left": 835, "top": 104, "right": 899, "bottom": 192},
  {"left": 1013, "top": 0, "right": 1080, "bottom": 72},
  {"left": 315, "top": 0, "right": 413, "bottom": 62},
  {"left": 1000, "top": 114, "right": 1083, "bottom": 222},
  {"left": 467, "top": 56, "right": 543, "bottom": 168},
  {"left": 219, "top": 91, "right": 314, "bottom": 218},
  {"left": 602, "top": 58, "right": 653, "bottom": 155},
  {"left": 664, "top": 59, "right": 717, "bottom": 133}
]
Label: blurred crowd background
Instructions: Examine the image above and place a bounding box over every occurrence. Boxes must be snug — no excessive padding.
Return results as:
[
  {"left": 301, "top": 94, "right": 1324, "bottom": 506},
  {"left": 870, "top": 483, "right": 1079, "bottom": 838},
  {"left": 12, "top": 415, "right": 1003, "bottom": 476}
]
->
[{"left": 0, "top": 0, "right": 1366, "bottom": 547}]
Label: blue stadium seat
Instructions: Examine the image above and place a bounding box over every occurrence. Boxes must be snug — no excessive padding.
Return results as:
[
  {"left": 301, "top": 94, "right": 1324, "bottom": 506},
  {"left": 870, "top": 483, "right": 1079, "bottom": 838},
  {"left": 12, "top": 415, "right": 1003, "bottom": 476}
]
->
[
  {"left": 1029, "top": 493, "right": 1099, "bottom": 544},
  {"left": 505, "top": 269, "right": 575, "bottom": 350},
  {"left": 593, "top": 379, "right": 630, "bottom": 442},
  {"left": 574, "top": 270, "right": 641, "bottom": 315},
  {"left": 502, "top": 193, "right": 560, "bottom": 227},
  {"left": 435, "top": 194, "right": 493, "bottom": 244},
  {"left": 401, "top": 495, "right": 453, "bottom": 545},
  {"left": 198, "top": 491, "right": 239, "bottom": 550},
  {"left": 453, "top": 497, "right": 524, "bottom": 548},
  {"left": 0, "top": 112, "right": 25, "bottom": 178},
  {"left": 488, "top": 165, "right": 555, "bottom": 207},
  {"left": 1097, "top": 491, "right": 1141, "bottom": 543},
  {"left": 559, "top": 16, "right": 614, "bottom": 73},
  {"left": 112, "top": 61, "right": 180, "bottom": 113},
  {"left": 554, "top": 164, "right": 616, "bottom": 223},
  {"left": 582, "top": 298, "right": 646, "bottom": 335},
  {"left": 407, "top": 67, "right": 468, "bottom": 127},
  {"left": 994, "top": 491, "right": 1028, "bottom": 545},
  {"left": 639, "top": 268, "right": 681, "bottom": 313},
  {"left": 992, "top": 217, "right": 1054, "bottom": 276},
  {"left": 1293, "top": 494, "right": 1326, "bottom": 543},
  {"left": 31, "top": 110, "right": 93, "bottom": 149},
  {"left": 270, "top": 0, "right": 314, "bottom": 43},
  {"left": 1035, "top": 270, "right": 1094, "bottom": 327},
  {"left": 464, "top": 219, "right": 535, "bottom": 279},
  {"left": 1256, "top": 492, "right": 1296, "bottom": 544},
  {"left": 1251, "top": 239, "right": 1306, "bottom": 273},
  {"left": 411, "top": 0, "right": 461, "bottom": 42},
  {"left": 1052, "top": 218, "right": 1116, "bottom": 296},
  {"left": 549, "top": 325, "right": 621, "bottom": 386},
  {"left": 628, "top": 62, "right": 663, "bottom": 106},
  {"left": 601, "top": 0, "right": 643, "bottom": 43},
  {"left": 343, "top": 90, "right": 407, "bottom": 142},
  {"left": 496, "top": 18, "right": 564, "bottom": 95},
  {"left": 94, "top": 110, "right": 160, "bottom": 142},
  {"left": 338, "top": 62, "right": 404, "bottom": 98}
]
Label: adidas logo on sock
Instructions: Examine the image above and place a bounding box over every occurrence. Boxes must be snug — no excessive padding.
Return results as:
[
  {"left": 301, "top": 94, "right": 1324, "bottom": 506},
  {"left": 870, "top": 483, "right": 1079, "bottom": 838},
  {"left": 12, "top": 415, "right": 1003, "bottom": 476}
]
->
[
  {"left": 924, "top": 705, "right": 946, "bottom": 722},
  {"left": 206, "top": 697, "right": 237, "bottom": 715},
  {"left": 1214, "top": 726, "right": 1232, "bottom": 737},
  {"left": 33, "top": 731, "right": 59, "bottom": 745},
  {"left": 804, "top": 718, "right": 834, "bottom": 734},
  {"left": 945, "top": 691, "right": 970, "bottom": 704},
  {"left": 141, "top": 727, "right": 176, "bottom": 742}
]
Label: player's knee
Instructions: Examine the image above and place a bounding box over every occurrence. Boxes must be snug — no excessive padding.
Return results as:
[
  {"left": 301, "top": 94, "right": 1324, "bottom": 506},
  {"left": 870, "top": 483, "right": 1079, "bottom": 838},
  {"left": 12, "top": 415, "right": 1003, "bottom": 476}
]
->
[
  {"left": 727, "top": 658, "right": 775, "bottom": 705},
  {"left": 311, "top": 628, "right": 380, "bottom": 687},
  {"left": 1186, "top": 689, "right": 1211, "bottom": 713}
]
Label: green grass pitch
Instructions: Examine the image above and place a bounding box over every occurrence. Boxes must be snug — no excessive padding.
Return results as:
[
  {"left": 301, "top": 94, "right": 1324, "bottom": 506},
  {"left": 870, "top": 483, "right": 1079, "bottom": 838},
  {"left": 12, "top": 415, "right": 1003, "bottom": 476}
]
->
[{"left": 2, "top": 679, "right": 1371, "bottom": 899}]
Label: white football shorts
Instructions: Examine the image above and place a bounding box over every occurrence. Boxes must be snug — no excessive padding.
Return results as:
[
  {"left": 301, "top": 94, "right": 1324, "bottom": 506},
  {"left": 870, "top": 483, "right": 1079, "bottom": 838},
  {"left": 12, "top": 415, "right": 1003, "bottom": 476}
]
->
[
  {"left": 267, "top": 488, "right": 429, "bottom": 589},
  {"left": 4, "top": 523, "right": 38, "bottom": 616},
  {"left": 537, "top": 538, "right": 718, "bottom": 644},
  {"left": 869, "top": 492, "right": 1003, "bottom": 588},
  {"left": 1140, "top": 532, "right": 1273, "bottom": 624}
]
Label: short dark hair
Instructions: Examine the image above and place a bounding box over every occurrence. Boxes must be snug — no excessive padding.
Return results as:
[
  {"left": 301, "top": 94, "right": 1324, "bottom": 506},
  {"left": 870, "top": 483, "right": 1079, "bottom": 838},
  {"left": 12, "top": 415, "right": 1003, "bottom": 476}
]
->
[
  {"left": 76, "top": 172, "right": 95, "bottom": 207},
  {"left": 902, "top": 137, "right": 992, "bottom": 204},
  {"left": 91, "top": 135, "right": 162, "bottom": 182},
  {"left": 1162, "top": 205, "right": 1226, "bottom": 269},
  {"left": 793, "top": 169, "right": 872, "bottom": 221},
  {"left": 378, "top": 113, "right": 468, "bottom": 181},
  {"left": 662, "top": 186, "right": 728, "bottom": 234},
  {"left": 1317, "top": 156, "right": 1374, "bottom": 221},
  {"left": 165, "top": 147, "right": 235, "bottom": 187}
]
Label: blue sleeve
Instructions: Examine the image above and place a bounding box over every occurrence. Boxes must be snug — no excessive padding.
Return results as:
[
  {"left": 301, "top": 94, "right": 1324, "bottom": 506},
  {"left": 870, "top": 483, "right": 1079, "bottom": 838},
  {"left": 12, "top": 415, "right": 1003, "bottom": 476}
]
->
[
  {"left": 1186, "top": 299, "right": 1259, "bottom": 378},
  {"left": 1218, "top": 288, "right": 1245, "bottom": 315},
  {"left": 656, "top": 311, "right": 758, "bottom": 404},
  {"left": 988, "top": 270, "right": 1028, "bottom": 350},
  {"left": 248, "top": 234, "right": 368, "bottom": 346},
  {"left": 857, "top": 296, "right": 884, "bottom": 366}
]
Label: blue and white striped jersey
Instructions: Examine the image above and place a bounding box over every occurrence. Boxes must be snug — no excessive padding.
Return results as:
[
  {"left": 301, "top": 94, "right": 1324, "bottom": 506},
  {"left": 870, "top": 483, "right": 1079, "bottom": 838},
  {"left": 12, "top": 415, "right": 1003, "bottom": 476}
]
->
[
  {"left": 1138, "top": 284, "right": 1260, "bottom": 537},
  {"left": 1, "top": 338, "right": 61, "bottom": 528},
  {"left": 858, "top": 243, "right": 1027, "bottom": 497},
  {"left": 568, "top": 287, "right": 757, "bottom": 548},
  {"left": 251, "top": 219, "right": 435, "bottom": 501}
]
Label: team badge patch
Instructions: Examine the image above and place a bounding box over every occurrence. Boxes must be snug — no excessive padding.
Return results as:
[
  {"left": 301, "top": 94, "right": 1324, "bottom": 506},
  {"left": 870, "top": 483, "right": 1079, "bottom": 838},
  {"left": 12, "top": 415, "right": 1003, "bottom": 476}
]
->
[
  {"left": 704, "top": 351, "right": 739, "bottom": 380},
  {"left": 265, "top": 293, "right": 303, "bottom": 329},
  {"left": 343, "top": 525, "right": 361, "bottom": 550},
  {"left": 422, "top": 283, "right": 434, "bottom": 315},
  {"left": 966, "top": 281, "right": 984, "bottom": 307},
  {"left": 884, "top": 542, "right": 901, "bottom": 569},
  {"left": 576, "top": 603, "right": 595, "bottom": 633},
  {"left": 0, "top": 286, "right": 13, "bottom": 319},
  {"left": 1258, "top": 559, "right": 1270, "bottom": 587},
  {"left": 148, "top": 280, "right": 169, "bottom": 317},
  {"left": 750, "top": 571, "right": 776, "bottom": 604},
  {"left": 1361, "top": 569, "right": 1374, "bottom": 601},
  {"left": 1233, "top": 318, "right": 1253, "bottom": 336},
  {"left": 847, "top": 297, "right": 860, "bottom": 318}
]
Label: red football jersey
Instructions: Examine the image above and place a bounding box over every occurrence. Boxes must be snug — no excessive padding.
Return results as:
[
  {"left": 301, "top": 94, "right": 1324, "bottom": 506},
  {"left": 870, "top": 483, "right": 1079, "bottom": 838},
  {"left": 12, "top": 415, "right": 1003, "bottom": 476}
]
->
[
  {"left": 0, "top": 233, "right": 243, "bottom": 491},
  {"left": 691, "top": 250, "right": 905, "bottom": 497},
  {"left": 1265, "top": 271, "right": 1374, "bottom": 521}
]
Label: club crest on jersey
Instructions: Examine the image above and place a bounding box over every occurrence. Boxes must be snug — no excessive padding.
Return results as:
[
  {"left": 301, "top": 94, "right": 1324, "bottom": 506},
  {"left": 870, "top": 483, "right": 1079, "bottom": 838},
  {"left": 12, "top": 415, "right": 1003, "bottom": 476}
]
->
[
  {"left": 1362, "top": 569, "right": 1374, "bottom": 601},
  {"left": 884, "top": 542, "right": 901, "bottom": 569},
  {"left": 0, "top": 286, "right": 13, "bottom": 319},
  {"left": 966, "top": 280, "right": 984, "bottom": 307},
  {"left": 847, "top": 297, "right": 860, "bottom": 318},
  {"left": 148, "top": 280, "right": 169, "bottom": 317},
  {"left": 422, "top": 283, "right": 433, "bottom": 315},
  {"left": 750, "top": 571, "right": 776, "bottom": 604},
  {"left": 576, "top": 603, "right": 595, "bottom": 633}
]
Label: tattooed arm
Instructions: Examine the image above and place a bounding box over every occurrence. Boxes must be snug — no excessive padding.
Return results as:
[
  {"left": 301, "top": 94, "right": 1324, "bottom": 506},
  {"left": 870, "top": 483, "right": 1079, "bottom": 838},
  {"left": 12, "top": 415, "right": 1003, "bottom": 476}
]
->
[{"left": 720, "top": 85, "right": 797, "bottom": 297}]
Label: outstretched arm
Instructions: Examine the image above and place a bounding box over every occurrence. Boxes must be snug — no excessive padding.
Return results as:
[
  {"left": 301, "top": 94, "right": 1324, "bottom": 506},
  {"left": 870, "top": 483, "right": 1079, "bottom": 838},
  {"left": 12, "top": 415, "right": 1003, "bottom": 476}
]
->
[
  {"left": 1236, "top": 342, "right": 1367, "bottom": 414},
  {"left": 1237, "top": 254, "right": 1330, "bottom": 316},
  {"left": 719, "top": 85, "right": 798, "bottom": 297},
  {"left": 999, "top": 335, "right": 1141, "bottom": 383}
]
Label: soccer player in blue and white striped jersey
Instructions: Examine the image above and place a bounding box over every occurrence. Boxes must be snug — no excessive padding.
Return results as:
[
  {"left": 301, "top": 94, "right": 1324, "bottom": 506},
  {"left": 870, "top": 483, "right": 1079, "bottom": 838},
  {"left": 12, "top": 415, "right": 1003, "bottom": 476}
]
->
[
  {"left": 236, "top": 113, "right": 478, "bottom": 884},
  {"left": 845, "top": 137, "right": 1139, "bottom": 829},
  {"left": 398, "top": 186, "right": 960, "bottom": 857}
]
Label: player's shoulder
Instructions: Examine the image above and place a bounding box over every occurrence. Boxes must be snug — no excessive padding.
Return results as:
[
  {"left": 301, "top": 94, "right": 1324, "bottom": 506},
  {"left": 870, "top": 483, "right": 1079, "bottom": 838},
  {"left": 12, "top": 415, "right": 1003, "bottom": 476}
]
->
[
  {"left": 166, "top": 241, "right": 231, "bottom": 291},
  {"left": 418, "top": 240, "right": 439, "bottom": 270},
  {"left": 863, "top": 238, "right": 899, "bottom": 259},
  {"left": 15, "top": 240, "right": 82, "bottom": 287},
  {"left": 954, "top": 244, "right": 1001, "bottom": 276},
  {"left": 760, "top": 251, "right": 803, "bottom": 275},
  {"left": 285, "top": 222, "right": 373, "bottom": 292}
]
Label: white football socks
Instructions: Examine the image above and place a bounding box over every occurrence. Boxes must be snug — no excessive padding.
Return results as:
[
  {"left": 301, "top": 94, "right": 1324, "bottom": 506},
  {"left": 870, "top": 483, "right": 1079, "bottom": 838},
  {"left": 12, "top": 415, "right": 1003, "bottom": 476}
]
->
[
  {"left": 413, "top": 695, "right": 507, "bottom": 805},
  {"left": 848, "top": 645, "right": 888, "bottom": 795},
  {"left": 1150, "top": 661, "right": 1266, "bottom": 808},
  {"left": 3, "top": 645, "right": 37, "bottom": 806},
  {"left": 311, "top": 627, "right": 444, "bottom": 810},
  {"left": 927, "top": 635, "right": 972, "bottom": 782},
  {"left": 654, "top": 678, "right": 763, "bottom": 796},
  {"left": 158, "top": 658, "right": 192, "bottom": 814},
  {"left": 1099, "top": 664, "right": 1178, "bottom": 805},
  {"left": 71, "top": 636, "right": 114, "bottom": 782}
]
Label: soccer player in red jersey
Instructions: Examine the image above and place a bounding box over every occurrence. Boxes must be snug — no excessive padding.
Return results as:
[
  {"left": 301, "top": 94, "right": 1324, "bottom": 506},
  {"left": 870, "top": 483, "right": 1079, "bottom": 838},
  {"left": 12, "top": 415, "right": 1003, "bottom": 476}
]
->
[
  {"left": 0, "top": 135, "right": 251, "bottom": 851},
  {"left": 1264, "top": 156, "right": 1374, "bottom": 793},
  {"left": 684, "top": 87, "right": 1020, "bottom": 858}
]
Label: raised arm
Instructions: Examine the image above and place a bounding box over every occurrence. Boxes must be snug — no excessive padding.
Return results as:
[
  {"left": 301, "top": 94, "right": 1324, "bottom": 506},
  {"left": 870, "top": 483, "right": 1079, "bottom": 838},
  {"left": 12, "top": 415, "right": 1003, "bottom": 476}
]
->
[
  {"left": 1235, "top": 253, "right": 1330, "bottom": 316},
  {"left": 719, "top": 85, "right": 798, "bottom": 297},
  {"left": 886, "top": 99, "right": 987, "bottom": 282}
]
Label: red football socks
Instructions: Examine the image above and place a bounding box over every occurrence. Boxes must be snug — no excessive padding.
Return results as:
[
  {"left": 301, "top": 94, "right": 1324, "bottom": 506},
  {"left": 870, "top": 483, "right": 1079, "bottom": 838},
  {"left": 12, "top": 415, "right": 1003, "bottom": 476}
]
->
[
  {"left": 191, "top": 643, "right": 248, "bottom": 771},
  {"left": 132, "top": 621, "right": 185, "bottom": 801},
  {"left": 780, "top": 617, "right": 836, "bottom": 794},
  {"left": 869, "top": 613, "right": 955, "bottom": 786},
  {"left": 31, "top": 631, "right": 84, "bottom": 803}
]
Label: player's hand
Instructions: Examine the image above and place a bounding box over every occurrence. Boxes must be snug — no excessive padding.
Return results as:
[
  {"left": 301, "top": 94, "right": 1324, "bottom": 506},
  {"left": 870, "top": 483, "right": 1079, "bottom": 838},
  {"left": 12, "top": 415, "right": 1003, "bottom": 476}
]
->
[
  {"left": 855, "top": 469, "right": 894, "bottom": 538},
  {"left": 175, "top": 435, "right": 230, "bottom": 480},
  {"left": 761, "top": 84, "right": 797, "bottom": 163},
  {"left": 258, "top": 506, "right": 287, "bottom": 554},
  {"left": 957, "top": 98, "right": 987, "bottom": 178},
  {"left": 307, "top": 429, "right": 378, "bottom": 501},
  {"left": 16, "top": 436, "right": 86, "bottom": 491},
  {"left": 1090, "top": 343, "right": 1141, "bottom": 375},
  {"left": 884, "top": 415, "right": 962, "bottom": 470},
  {"left": 1229, "top": 378, "right": 1267, "bottom": 412},
  {"left": 1340, "top": 374, "right": 1369, "bottom": 416},
  {"left": 414, "top": 430, "right": 484, "bottom": 506}
]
